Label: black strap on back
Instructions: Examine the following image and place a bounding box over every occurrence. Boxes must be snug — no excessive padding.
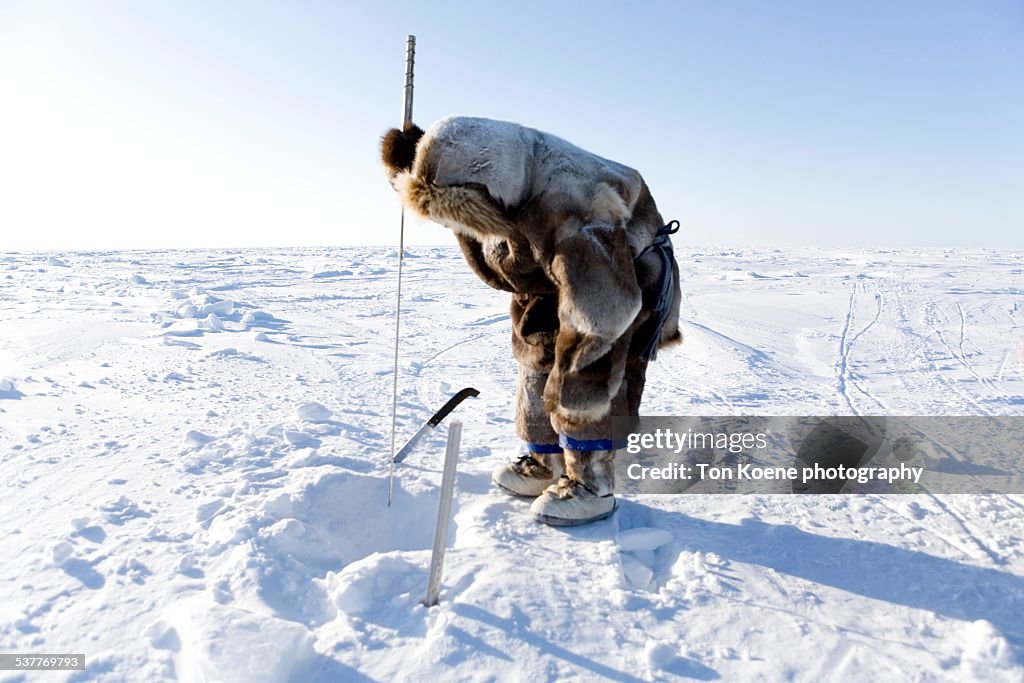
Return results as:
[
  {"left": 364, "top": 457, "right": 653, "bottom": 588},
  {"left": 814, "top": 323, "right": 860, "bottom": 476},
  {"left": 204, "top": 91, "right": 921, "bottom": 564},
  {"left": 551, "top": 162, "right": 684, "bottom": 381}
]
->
[{"left": 635, "top": 220, "right": 680, "bottom": 361}]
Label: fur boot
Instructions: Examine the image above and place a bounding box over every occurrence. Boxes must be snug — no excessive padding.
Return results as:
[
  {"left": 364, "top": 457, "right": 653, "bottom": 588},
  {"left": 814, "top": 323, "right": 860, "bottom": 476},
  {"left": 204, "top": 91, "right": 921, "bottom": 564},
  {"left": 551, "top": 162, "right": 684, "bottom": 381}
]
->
[
  {"left": 529, "top": 449, "right": 617, "bottom": 526},
  {"left": 492, "top": 451, "right": 565, "bottom": 498}
]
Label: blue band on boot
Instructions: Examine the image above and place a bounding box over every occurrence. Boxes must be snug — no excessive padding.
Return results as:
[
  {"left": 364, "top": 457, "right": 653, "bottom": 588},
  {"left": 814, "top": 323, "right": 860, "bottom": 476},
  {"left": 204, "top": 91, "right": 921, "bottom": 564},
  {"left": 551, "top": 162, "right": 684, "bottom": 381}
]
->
[
  {"left": 526, "top": 442, "right": 564, "bottom": 454},
  {"left": 558, "top": 434, "right": 628, "bottom": 452}
]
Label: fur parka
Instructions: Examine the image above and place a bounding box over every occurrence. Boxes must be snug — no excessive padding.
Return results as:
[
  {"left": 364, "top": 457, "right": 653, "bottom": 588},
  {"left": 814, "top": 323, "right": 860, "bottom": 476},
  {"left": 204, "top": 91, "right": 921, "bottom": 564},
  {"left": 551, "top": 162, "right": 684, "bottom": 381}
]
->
[{"left": 381, "top": 116, "right": 680, "bottom": 434}]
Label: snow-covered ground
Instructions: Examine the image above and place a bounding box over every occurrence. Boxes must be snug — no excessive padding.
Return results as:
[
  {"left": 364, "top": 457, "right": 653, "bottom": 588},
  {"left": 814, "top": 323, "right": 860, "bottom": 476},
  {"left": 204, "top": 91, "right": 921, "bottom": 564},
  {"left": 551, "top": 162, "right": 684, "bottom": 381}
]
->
[{"left": 1, "top": 246, "right": 1022, "bottom": 682}]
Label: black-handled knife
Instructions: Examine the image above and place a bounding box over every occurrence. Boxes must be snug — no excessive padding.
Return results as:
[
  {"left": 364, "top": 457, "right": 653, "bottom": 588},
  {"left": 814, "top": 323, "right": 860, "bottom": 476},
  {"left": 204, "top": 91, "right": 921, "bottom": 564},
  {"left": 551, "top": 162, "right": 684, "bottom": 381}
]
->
[{"left": 393, "top": 387, "right": 480, "bottom": 463}]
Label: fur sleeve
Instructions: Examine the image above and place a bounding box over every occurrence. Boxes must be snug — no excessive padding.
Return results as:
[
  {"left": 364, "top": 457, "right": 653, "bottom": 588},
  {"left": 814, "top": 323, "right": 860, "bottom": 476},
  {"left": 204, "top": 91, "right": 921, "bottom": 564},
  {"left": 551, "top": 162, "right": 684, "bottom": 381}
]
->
[
  {"left": 454, "top": 234, "right": 515, "bottom": 292},
  {"left": 549, "top": 223, "right": 642, "bottom": 372}
]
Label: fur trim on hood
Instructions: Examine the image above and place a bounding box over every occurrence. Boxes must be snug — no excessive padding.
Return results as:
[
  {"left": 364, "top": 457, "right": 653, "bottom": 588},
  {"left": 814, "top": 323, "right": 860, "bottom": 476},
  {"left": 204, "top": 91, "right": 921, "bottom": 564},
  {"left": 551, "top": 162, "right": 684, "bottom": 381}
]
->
[{"left": 380, "top": 123, "right": 424, "bottom": 179}]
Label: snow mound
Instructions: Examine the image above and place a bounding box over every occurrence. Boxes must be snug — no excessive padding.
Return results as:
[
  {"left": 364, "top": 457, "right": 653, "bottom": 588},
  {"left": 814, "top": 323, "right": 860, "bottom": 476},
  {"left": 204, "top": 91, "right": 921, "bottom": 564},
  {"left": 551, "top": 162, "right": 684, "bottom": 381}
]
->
[
  {"left": 311, "top": 269, "right": 353, "bottom": 278},
  {"left": 645, "top": 640, "right": 679, "bottom": 670},
  {"left": 52, "top": 541, "right": 75, "bottom": 566},
  {"left": 296, "top": 402, "right": 332, "bottom": 423},
  {"left": 199, "top": 300, "right": 234, "bottom": 316},
  {"left": 184, "top": 430, "right": 214, "bottom": 448},
  {"left": 173, "top": 296, "right": 234, "bottom": 320},
  {"left": 193, "top": 472, "right": 437, "bottom": 632},
  {"left": 664, "top": 551, "right": 724, "bottom": 602},
  {"left": 206, "top": 347, "right": 262, "bottom": 362},
  {"left": 176, "top": 303, "right": 199, "bottom": 318},
  {"left": 203, "top": 472, "right": 433, "bottom": 572},
  {"left": 162, "top": 320, "right": 203, "bottom": 337},
  {"left": 241, "top": 310, "right": 272, "bottom": 326},
  {"left": 160, "top": 602, "right": 317, "bottom": 683},
  {"left": 200, "top": 313, "right": 225, "bottom": 331},
  {"left": 326, "top": 553, "right": 426, "bottom": 616},
  {"left": 47, "top": 256, "right": 69, "bottom": 267},
  {"left": 384, "top": 248, "right": 421, "bottom": 259},
  {"left": 961, "top": 620, "right": 1019, "bottom": 679},
  {"left": 718, "top": 270, "right": 764, "bottom": 281},
  {"left": 283, "top": 429, "right": 312, "bottom": 445}
]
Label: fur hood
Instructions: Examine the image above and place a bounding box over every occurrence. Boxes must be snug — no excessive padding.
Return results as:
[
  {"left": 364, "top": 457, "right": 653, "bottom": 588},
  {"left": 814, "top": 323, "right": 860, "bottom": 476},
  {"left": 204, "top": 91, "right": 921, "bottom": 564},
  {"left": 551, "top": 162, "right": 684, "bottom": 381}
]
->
[{"left": 381, "top": 116, "right": 657, "bottom": 250}]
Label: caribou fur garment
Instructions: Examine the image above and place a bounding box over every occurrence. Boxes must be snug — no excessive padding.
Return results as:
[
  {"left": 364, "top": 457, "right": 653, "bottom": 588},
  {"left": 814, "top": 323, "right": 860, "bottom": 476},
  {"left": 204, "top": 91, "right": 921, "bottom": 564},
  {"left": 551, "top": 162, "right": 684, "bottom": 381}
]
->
[{"left": 381, "top": 116, "right": 681, "bottom": 436}]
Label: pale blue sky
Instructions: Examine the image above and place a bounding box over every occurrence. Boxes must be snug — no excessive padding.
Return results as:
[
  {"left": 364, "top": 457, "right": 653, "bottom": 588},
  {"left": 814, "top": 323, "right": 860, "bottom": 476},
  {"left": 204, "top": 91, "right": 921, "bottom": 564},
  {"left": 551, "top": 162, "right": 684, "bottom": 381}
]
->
[{"left": 1, "top": 1, "right": 1021, "bottom": 250}]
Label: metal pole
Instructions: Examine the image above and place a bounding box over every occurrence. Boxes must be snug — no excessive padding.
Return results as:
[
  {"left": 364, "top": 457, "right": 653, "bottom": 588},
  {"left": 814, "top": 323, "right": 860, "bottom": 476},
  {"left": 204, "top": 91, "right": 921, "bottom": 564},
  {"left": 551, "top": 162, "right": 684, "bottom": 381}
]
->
[
  {"left": 403, "top": 36, "right": 415, "bottom": 128},
  {"left": 388, "top": 35, "right": 416, "bottom": 507},
  {"left": 424, "top": 420, "right": 461, "bottom": 607}
]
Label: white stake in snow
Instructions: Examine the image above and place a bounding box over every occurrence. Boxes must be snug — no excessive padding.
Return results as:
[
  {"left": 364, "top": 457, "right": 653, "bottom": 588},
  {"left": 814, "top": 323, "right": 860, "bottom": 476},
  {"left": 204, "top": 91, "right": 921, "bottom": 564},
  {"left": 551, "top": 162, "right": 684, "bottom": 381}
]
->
[
  {"left": 424, "top": 420, "right": 461, "bottom": 607},
  {"left": 388, "top": 34, "right": 416, "bottom": 507}
]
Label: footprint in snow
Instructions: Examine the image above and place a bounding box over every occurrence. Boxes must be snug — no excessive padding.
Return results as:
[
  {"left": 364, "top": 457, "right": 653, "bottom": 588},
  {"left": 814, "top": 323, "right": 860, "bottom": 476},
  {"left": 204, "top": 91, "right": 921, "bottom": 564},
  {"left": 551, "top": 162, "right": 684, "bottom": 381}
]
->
[
  {"left": 71, "top": 516, "right": 107, "bottom": 543},
  {"left": 614, "top": 504, "right": 676, "bottom": 591},
  {"left": 98, "top": 496, "right": 152, "bottom": 525},
  {"left": 163, "top": 371, "right": 192, "bottom": 383},
  {"left": 195, "top": 498, "right": 229, "bottom": 528},
  {"left": 52, "top": 542, "right": 106, "bottom": 589},
  {"left": 146, "top": 620, "right": 182, "bottom": 652},
  {"left": 0, "top": 378, "right": 24, "bottom": 399},
  {"left": 61, "top": 558, "right": 106, "bottom": 590},
  {"left": 116, "top": 558, "right": 153, "bottom": 584},
  {"left": 176, "top": 553, "right": 204, "bottom": 578},
  {"left": 617, "top": 527, "right": 674, "bottom": 591}
]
